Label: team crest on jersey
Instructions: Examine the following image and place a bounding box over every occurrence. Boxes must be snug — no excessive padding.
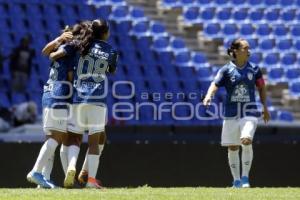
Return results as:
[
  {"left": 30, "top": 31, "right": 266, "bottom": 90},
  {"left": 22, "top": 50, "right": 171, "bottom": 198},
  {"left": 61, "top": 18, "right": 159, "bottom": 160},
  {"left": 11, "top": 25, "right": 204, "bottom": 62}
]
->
[{"left": 247, "top": 72, "right": 253, "bottom": 80}]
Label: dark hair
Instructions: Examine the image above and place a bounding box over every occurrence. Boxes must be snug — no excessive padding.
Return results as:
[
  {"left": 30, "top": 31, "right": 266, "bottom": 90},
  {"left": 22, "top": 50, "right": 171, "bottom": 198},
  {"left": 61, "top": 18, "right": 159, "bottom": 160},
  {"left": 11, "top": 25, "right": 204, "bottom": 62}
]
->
[
  {"left": 227, "top": 38, "right": 245, "bottom": 58},
  {"left": 77, "top": 19, "right": 109, "bottom": 55}
]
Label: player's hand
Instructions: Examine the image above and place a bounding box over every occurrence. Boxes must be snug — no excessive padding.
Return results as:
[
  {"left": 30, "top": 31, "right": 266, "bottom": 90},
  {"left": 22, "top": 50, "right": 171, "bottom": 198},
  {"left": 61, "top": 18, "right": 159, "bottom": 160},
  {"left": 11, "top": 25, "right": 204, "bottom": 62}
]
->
[
  {"left": 262, "top": 106, "right": 270, "bottom": 124},
  {"left": 57, "top": 32, "right": 73, "bottom": 43},
  {"left": 203, "top": 96, "right": 212, "bottom": 107}
]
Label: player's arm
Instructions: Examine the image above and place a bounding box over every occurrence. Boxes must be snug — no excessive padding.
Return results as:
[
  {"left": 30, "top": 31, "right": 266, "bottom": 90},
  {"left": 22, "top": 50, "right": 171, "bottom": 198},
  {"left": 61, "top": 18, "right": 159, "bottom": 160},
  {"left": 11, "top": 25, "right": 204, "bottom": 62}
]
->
[
  {"left": 49, "top": 49, "right": 67, "bottom": 61},
  {"left": 203, "top": 82, "right": 219, "bottom": 107},
  {"left": 42, "top": 32, "right": 73, "bottom": 56},
  {"left": 107, "top": 50, "right": 118, "bottom": 74},
  {"left": 256, "top": 76, "right": 270, "bottom": 123}
]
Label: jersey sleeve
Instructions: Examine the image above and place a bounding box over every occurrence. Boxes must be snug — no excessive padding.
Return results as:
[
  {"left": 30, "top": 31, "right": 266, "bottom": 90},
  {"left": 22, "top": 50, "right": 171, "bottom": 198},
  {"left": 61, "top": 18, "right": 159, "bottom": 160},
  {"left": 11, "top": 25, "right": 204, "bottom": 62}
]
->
[
  {"left": 60, "top": 44, "right": 76, "bottom": 56},
  {"left": 254, "top": 65, "right": 265, "bottom": 88},
  {"left": 107, "top": 49, "right": 118, "bottom": 73},
  {"left": 213, "top": 66, "right": 227, "bottom": 87}
]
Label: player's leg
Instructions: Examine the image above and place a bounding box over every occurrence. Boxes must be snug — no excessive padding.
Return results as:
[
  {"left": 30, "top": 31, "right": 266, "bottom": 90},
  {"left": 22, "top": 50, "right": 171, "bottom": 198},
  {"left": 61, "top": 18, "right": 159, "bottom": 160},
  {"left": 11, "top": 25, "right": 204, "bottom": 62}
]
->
[
  {"left": 63, "top": 104, "right": 84, "bottom": 188},
  {"left": 78, "top": 132, "right": 106, "bottom": 185},
  {"left": 221, "top": 119, "right": 241, "bottom": 188},
  {"left": 85, "top": 104, "right": 106, "bottom": 188},
  {"left": 27, "top": 108, "right": 67, "bottom": 188},
  {"left": 239, "top": 117, "right": 258, "bottom": 188}
]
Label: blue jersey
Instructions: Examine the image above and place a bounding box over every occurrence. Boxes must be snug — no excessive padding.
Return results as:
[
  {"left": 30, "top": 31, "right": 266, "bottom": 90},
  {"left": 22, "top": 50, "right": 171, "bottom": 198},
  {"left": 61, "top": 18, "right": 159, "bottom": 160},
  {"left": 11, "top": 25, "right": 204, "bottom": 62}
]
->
[
  {"left": 42, "top": 44, "right": 76, "bottom": 108},
  {"left": 214, "top": 61, "right": 263, "bottom": 118},
  {"left": 72, "top": 40, "right": 118, "bottom": 104}
]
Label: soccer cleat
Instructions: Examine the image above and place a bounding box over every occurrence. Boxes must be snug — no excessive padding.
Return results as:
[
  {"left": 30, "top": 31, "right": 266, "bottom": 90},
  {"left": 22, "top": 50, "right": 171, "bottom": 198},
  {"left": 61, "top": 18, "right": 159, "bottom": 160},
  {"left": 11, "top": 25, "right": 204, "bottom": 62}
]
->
[
  {"left": 78, "top": 170, "right": 88, "bottom": 185},
  {"left": 64, "top": 169, "right": 76, "bottom": 188},
  {"left": 241, "top": 176, "right": 250, "bottom": 188},
  {"left": 232, "top": 180, "right": 242, "bottom": 188},
  {"left": 27, "top": 171, "right": 55, "bottom": 189},
  {"left": 86, "top": 177, "right": 103, "bottom": 189}
]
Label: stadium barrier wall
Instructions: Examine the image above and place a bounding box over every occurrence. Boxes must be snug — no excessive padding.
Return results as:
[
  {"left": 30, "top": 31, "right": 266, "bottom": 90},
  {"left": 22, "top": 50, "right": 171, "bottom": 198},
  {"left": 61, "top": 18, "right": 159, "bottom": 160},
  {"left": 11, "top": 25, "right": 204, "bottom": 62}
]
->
[{"left": 1, "top": 125, "right": 300, "bottom": 188}]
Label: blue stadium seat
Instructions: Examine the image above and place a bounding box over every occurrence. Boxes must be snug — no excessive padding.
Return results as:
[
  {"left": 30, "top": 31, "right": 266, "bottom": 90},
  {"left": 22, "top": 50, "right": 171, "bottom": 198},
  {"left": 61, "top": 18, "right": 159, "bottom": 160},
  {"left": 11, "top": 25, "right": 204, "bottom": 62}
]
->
[
  {"left": 170, "top": 37, "right": 188, "bottom": 54},
  {"left": 164, "top": 79, "right": 181, "bottom": 92},
  {"left": 109, "top": 6, "right": 129, "bottom": 23},
  {"left": 279, "top": 0, "right": 295, "bottom": 7},
  {"left": 197, "top": 0, "right": 212, "bottom": 7},
  {"left": 233, "top": 8, "right": 248, "bottom": 21},
  {"left": 290, "top": 24, "right": 300, "bottom": 38},
  {"left": 249, "top": 52, "right": 263, "bottom": 65},
  {"left": 267, "top": 67, "right": 284, "bottom": 83},
  {"left": 111, "top": 0, "right": 127, "bottom": 6},
  {"left": 200, "top": 7, "right": 215, "bottom": 22},
  {"left": 0, "top": 92, "right": 11, "bottom": 108},
  {"left": 150, "top": 21, "right": 169, "bottom": 39},
  {"left": 294, "top": 39, "right": 300, "bottom": 51},
  {"left": 222, "top": 23, "right": 238, "bottom": 37},
  {"left": 152, "top": 37, "right": 170, "bottom": 52},
  {"left": 277, "top": 39, "right": 293, "bottom": 51},
  {"left": 281, "top": 53, "right": 297, "bottom": 66},
  {"left": 183, "top": 7, "right": 200, "bottom": 25},
  {"left": 249, "top": 9, "right": 264, "bottom": 22},
  {"left": 215, "top": 0, "right": 229, "bottom": 7},
  {"left": 129, "top": 21, "right": 150, "bottom": 38},
  {"left": 273, "top": 24, "right": 288, "bottom": 37},
  {"left": 129, "top": 7, "right": 147, "bottom": 23},
  {"left": 285, "top": 67, "right": 300, "bottom": 80},
  {"left": 176, "top": 66, "right": 195, "bottom": 79},
  {"left": 196, "top": 67, "right": 213, "bottom": 80},
  {"left": 265, "top": 8, "right": 280, "bottom": 22},
  {"left": 277, "top": 110, "right": 294, "bottom": 122},
  {"left": 289, "top": 80, "right": 300, "bottom": 97},
  {"left": 95, "top": 5, "right": 111, "bottom": 19},
  {"left": 264, "top": 52, "right": 280, "bottom": 66},
  {"left": 256, "top": 23, "right": 272, "bottom": 37},
  {"left": 174, "top": 52, "right": 192, "bottom": 67},
  {"left": 203, "top": 23, "right": 221, "bottom": 38},
  {"left": 28, "top": 91, "right": 42, "bottom": 113},
  {"left": 182, "top": 79, "right": 199, "bottom": 93},
  {"left": 240, "top": 23, "right": 255, "bottom": 37},
  {"left": 259, "top": 38, "right": 275, "bottom": 51},
  {"left": 191, "top": 52, "right": 208, "bottom": 67},
  {"left": 281, "top": 9, "right": 296, "bottom": 22},
  {"left": 216, "top": 8, "right": 231, "bottom": 21},
  {"left": 232, "top": 0, "right": 247, "bottom": 7},
  {"left": 249, "top": 0, "right": 262, "bottom": 6},
  {"left": 156, "top": 52, "right": 174, "bottom": 67},
  {"left": 246, "top": 37, "right": 258, "bottom": 50}
]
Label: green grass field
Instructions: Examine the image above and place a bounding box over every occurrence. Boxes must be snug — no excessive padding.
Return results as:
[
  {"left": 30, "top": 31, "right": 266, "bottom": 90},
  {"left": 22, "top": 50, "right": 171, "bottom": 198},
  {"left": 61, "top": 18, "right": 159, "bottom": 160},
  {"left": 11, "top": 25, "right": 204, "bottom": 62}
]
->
[{"left": 1, "top": 187, "right": 300, "bottom": 200}]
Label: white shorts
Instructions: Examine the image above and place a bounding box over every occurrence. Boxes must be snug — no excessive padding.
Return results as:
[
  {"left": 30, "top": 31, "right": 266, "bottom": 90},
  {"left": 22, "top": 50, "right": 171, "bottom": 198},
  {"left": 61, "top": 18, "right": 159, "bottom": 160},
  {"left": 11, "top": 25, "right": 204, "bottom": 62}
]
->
[
  {"left": 221, "top": 116, "right": 258, "bottom": 146},
  {"left": 43, "top": 108, "right": 68, "bottom": 134},
  {"left": 68, "top": 104, "right": 107, "bottom": 135}
]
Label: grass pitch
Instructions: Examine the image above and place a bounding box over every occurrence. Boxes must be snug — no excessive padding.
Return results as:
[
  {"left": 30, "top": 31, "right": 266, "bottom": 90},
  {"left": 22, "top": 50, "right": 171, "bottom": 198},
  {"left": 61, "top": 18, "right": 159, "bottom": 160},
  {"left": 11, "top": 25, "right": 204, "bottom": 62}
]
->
[{"left": 1, "top": 187, "right": 300, "bottom": 200}]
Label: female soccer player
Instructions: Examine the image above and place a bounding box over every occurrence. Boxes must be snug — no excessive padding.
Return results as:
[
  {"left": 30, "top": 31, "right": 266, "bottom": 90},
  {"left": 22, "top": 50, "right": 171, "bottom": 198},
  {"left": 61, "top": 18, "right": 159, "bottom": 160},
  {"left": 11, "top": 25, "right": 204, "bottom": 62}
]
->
[
  {"left": 203, "top": 38, "right": 270, "bottom": 188},
  {"left": 26, "top": 22, "right": 88, "bottom": 188},
  {"left": 59, "top": 19, "right": 117, "bottom": 189}
]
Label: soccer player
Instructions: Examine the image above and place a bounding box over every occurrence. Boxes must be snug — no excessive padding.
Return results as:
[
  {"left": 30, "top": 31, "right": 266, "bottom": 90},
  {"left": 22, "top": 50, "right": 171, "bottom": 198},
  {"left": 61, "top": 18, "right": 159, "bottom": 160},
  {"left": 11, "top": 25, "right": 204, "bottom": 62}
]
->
[
  {"left": 203, "top": 38, "right": 270, "bottom": 188},
  {"left": 61, "top": 19, "right": 118, "bottom": 188},
  {"left": 26, "top": 22, "right": 88, "bottom": 188}
]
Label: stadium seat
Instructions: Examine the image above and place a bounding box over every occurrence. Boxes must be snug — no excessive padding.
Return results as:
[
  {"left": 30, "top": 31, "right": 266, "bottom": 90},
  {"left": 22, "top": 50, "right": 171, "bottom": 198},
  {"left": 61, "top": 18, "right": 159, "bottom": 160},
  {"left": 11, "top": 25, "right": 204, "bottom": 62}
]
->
[
  {"left": 256, "top": 23, "right": 272, "bottom": 37},
  {"left": 191, "top": 52, "right": 208, "bottom": 67},
  {"left": 176, "top": 66, "right": 195, "bottom": 79},
  {"left": 289, "top": 80, "right": 300, "bottom": 97},
  {"left": 174, "top": 52, "right": 192, "bottom": 67},
  {"left": 150, "top": 21, "right": 169, "bottom": 39},
  {"left": 281, "top": 9, "right": 296, "bottom": 22},
  {"left": 196, "top": 66, "right": 213, "bottom": 80},
  {"left": 232, "top": 8, "right": 248, "bottom": 21},
  {"left": 264, "top": 8, "right": 280, "bottom": 22},
  {"left": 183, "top": 7, "right": 200, "bottom": 25},
  {"left": 259, "top": 38, "right": 275, "bottom": 51},
  {"left": 129, "top": 7, "right": 147, "bottom": 23},
  {"left": 203, "top": 23, "right": 221, "bottom": 38},
  {"left": 152, "top": 37, "right": 171, "bottom": 52},
  {"left": 249, "top": 52, "right": 263, "bottom": 65},
  {"left": 240, "top": 23, "right": 255, "bottom": 37},
  {"left": 264, "top": 52, "right": 280, "bottom": 66},
  {"left": 246, "top": 37, "right": 258, "bottom": 50},
  {"left": 277, "top": 110, "right": 294, "bottom": 122},
  {"left": 11, "top": 92, "right": 28, "bottom": 105},
  {"left": 170, "top": 37, "right": 188, "bottom": 54},
  {"left": 267, "top": 67, "right": 284, "bottom": 83},
  {"left": 273, "top": 24, "right": 289, "bottom": 37},
  {"left": 200, "top": 7, "right": 215, "bottom": 22},
  {"left": 281, "top": 53, "right": 297, "bottom": 66},
  {"left": 290, "top": 24, "right": 300, "bottom": 38},
  {"left": 129, "top": 21, "right": 150, "bottom": 38},
  {"left": 279, "top": 0, "right": 295, "bottom": 7},
  {"left": 285, "top": 67, "right": 300, "bottom": 80},
  {"left": 277, "top": 39, "right": 293, "bottom": 51},
  {"left": 249, "top": 0, "right": 262, "bottom": 6},
  {"left": 294, "top": 39, "right": 300, "bottom": 51},
  {"left": 232, "top": 0, "right": 247, "bottom": 7},
  {"left": 109, "top": 6, "right": 130, "bottom": 23},
  {"left": 216, "top": 8, "right": 231, "bottom": 22},
  {"left": 197, "top": 0, "right": 212, "bottom": 7},
  {"left": 249, "top": 9, "right": 264, "bottom": 22},
  {"left": 222, "top": 23, "right": 238, "bottom": 37}
]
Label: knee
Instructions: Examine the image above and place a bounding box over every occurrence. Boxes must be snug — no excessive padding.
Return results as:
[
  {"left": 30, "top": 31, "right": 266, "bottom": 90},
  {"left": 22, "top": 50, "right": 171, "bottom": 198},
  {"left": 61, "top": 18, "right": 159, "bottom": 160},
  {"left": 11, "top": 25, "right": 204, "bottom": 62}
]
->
[
  {"left": 228, "top": 146, "right": 239, "bottom": 151},
  {"left": 241, "top": 138, "right": 252, "bottom": 145}
]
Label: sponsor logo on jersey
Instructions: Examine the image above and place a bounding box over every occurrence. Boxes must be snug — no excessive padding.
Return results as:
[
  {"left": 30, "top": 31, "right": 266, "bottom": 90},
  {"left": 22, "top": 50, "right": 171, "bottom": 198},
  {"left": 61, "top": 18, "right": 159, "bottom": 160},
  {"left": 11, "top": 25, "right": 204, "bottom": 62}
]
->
[{"left": 231, "top": 84, "right": 250, "bottom": 102}]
